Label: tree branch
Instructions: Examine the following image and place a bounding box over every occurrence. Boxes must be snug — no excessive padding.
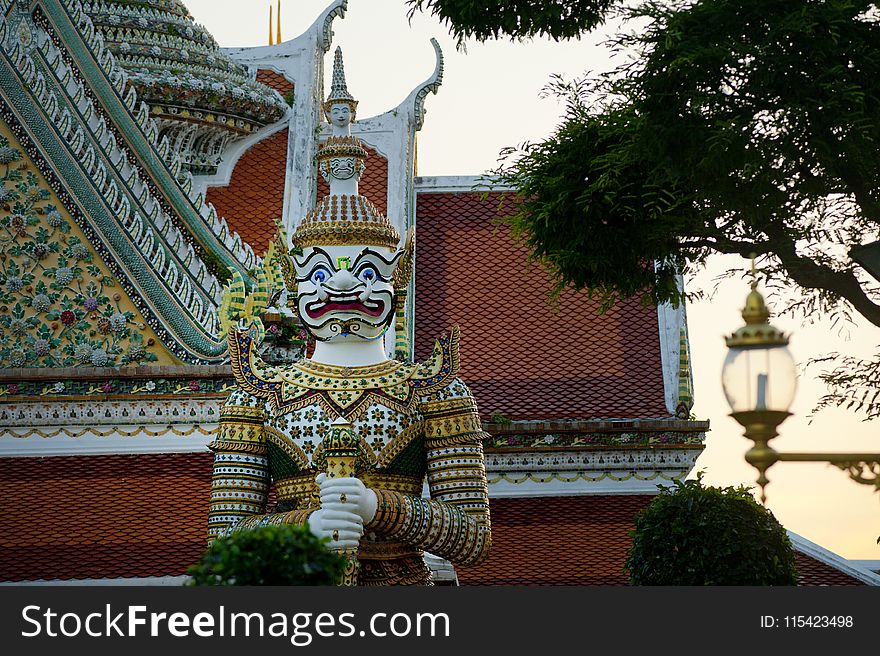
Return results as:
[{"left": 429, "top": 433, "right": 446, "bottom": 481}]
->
[{"left": 763, "top": 223, "right": 880, "bottom": 328}]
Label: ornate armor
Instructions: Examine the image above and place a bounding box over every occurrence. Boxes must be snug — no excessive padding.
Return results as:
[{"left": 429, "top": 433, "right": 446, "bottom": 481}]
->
[{"left": 209, "top": 326, "right": 491, "bottom": 585}]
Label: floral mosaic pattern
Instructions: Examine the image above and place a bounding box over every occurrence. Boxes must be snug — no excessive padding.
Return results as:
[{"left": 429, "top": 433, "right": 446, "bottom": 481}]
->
[
  {"left": 0, "top": 375, "right": 235, "bottom": 398},
  {"left": 267, "top": 400, "right": 417, "bottom": 466},
  {"left": 486, "top": 431, "right": 705, "bottom": 449},
  {"left": 0, "top": 136, "right": 158, "bottom": 368}
]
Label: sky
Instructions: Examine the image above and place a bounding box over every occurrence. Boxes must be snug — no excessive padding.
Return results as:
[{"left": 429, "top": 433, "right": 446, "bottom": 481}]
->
[{"left": 183, "top": 0, "right": 880, "bottom": 561}]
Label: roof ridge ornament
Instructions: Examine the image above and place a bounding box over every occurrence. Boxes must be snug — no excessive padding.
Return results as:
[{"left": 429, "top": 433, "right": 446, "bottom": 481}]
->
[
  {"left": 291, "top": 46, "right": 399, "bottom": 251},
  {"left": 412, "top": 38, "right": 444, "bottom": 131},
  {"left": 319, "top": 0, "right": 348, "bottom": 53}
]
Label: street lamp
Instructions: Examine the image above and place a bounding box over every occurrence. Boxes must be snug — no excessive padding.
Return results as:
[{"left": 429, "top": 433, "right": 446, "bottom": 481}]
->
[
  {"left": 722, "top": 277, "right": 797, "bottom": 501},
  {"left": 722, "top": 270, "right": 880, "bottom": 503}
]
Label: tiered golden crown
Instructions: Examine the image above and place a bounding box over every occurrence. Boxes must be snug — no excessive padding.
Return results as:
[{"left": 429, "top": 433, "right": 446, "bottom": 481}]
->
[
  {"left": 292, "top": 196, "right": 400, "bottom": 250},
  {"left": 291, "top": 46, "right": 399, "bottom": 251},
  {"left": 315, "top": 135, "right": 368, "bottom": 163}
]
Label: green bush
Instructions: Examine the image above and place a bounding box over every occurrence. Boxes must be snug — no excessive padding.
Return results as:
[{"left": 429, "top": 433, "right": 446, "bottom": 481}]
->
[
  {"left": 186, "top": 524, "right": 346, "bottom": 586},
  {"left": 625, "top": 476, "right": 798, "bottom": 585}
]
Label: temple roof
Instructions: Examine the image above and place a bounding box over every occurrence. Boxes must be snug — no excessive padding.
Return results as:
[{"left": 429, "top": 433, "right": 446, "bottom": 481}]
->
[
  {"left": 0, "top": 452, "right": 869, "bottom": 585},
  {"left": 0, "top": 1, "right": 867, "bottom": 590},
  {"left": 414, "top": 191, "right": 670, "bottom": 421},
  {"left": 204, "top": 127, "right": 288, "bottom": 256},
  {"left": 0, "top": 0, "right": 264, "bottom": 361},
  {"left": 456, "top": 496, "right": 872, "bottom": 586},
  {"left": 0, "top": 453, "right": 212, "bottom": 581},
  {"left": 83, "top": 0, "right": 287, "bottom": 173}
]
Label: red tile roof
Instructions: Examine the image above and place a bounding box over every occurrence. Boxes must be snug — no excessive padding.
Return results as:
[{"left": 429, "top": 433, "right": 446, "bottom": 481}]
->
[
  {"left": 317, "top": 144, "right": 389, "bottom": 217},
  {"left": 0, "top": 453, "right": 212, "bottom": 581},
  {"left": 414, "top": 192, "right": 669, "bottom": 421},
  {"left": 458, "top": 495, "right": 651, "bottom": 585},
  {"left": 0, "top": 455, "right": 866, "bottom": 585},
  {"left": 205, "top": 128, "right": 288, "bottom": 257},
  {"left": 457, "top": 496, "right": 868, "bottom": 586},
  {"left": 795, "top": 553, "right": 865, "bottom": 586},
  {"left": 256, "top": 69, "right": 294, "bottom": 97}
]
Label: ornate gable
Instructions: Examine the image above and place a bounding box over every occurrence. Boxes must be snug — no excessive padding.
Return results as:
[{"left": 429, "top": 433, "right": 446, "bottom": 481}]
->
[{"left": 0, "top": 0, "right": 270, "bottom": 362}]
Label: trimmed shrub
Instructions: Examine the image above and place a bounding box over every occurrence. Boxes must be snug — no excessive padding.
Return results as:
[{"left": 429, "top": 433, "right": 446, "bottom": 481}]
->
[
  {"left": 186, "top": 524, "right": 346, "bottom": 586},
  {"left": 625, "top": 476, "right": 798, "bottom": 585}
]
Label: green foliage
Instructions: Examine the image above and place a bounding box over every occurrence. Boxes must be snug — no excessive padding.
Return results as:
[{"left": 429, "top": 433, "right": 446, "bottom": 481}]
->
[
  {"left": 494, "top": 0, "right": 880, "bottom": 320},
  {"left": 186, "top": 524, "right": 346, "bottom": 586},
  {"left": 811, "top": 351, "right": 880, "bottom": 419},
  {"left": 488, "top": 410, "right": 512, "bottom": 424},
  {"left": 406, "top": 0, "right": 619, "bottom": 45},
  {"left": 625, "top": 476, "right": 798, "bottom": 585},
  {"left": 493, "top": 76, "right": 705, "bottom": 311},
  {"left": 484, "top": 0, "right": 880, "bottom": 417}
]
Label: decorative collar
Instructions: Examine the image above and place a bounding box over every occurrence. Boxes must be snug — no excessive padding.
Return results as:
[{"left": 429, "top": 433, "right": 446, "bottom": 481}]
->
[{"left": 229, "top": 323, "right": 461, "bottom": 419}]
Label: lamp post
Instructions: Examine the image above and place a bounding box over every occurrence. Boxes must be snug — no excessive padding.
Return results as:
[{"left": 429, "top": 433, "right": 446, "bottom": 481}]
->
[{"left": 722, "top": 271, "right": 880, "bottom": 504}]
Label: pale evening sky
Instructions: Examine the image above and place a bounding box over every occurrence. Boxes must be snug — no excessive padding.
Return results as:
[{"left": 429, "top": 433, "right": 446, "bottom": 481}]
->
[{"left": 183, "top": 0, "right": 880, "bottom": 560}]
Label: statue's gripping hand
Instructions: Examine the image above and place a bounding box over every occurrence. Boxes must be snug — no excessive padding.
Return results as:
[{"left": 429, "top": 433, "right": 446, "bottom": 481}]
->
[{"left": 307, "top": 473, "right": 378, "bottom": 550}]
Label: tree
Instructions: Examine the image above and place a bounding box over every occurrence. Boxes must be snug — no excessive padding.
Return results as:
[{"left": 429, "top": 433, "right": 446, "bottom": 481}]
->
[
  {"left": 406, "top": 0, "right": 619, "bottom": 45},
  {"left": 625, "top": 476, "right": 798, "bottom": 585},
  {"left": 186, "top": 524, "right": 346, "bottom": 586},
  {"left": 415, "top": 0, "right": 880, "bottom": 417}
]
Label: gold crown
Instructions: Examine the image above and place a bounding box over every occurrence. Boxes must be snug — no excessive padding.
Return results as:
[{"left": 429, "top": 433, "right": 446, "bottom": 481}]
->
[
  {"left": 316, "top": 135, "right": 368, "bottom": 162},
  {"left": 291, "top": 195, "right": 400, "bottom": 250}
]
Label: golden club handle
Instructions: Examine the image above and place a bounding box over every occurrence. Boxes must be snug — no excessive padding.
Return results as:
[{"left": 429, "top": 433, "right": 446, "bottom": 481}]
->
[{"left": 322, "top": 423, "right": 361, "bottom": 586}]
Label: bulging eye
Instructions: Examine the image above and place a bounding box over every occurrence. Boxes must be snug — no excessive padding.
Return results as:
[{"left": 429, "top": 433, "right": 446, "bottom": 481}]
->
[
  {"left": 359, "top": 267, "right": 377, "bottom": 283},
  {"left": 311, "top": 269, "right": 327, "bottom": 284}
]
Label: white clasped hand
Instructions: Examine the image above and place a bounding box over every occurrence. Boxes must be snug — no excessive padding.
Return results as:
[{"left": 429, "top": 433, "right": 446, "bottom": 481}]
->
[{"left": 307, "top": 473, "right": 378, "bottom": 550}]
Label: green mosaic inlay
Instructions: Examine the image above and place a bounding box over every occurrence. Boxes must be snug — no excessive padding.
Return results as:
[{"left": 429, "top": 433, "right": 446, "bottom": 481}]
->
[
  {"left": 0, "top": 375, "right": 235, "bottom": 398},
  {"left": 385, "top": 437, "right": 427, "bottom": 478},
  {"left": 267, "top": 439, "right": 303, "bottom": 480}
]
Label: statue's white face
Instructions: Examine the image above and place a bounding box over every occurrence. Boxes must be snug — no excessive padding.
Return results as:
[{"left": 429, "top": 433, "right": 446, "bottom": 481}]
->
[
  {"left": 328, "top": 103, "right": 352, "bottom": 130},
  {"left": 294, "top": 245, "right": 403, "bottom": 342}
]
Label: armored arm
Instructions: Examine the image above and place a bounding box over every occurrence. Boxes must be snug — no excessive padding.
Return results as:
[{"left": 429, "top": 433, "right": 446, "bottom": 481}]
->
[
  {"left": 207, "top": 394, "right": 315, "bottom": 544},
  {"left": 366, "top": 384, "right": 491, "bottom": 565}
]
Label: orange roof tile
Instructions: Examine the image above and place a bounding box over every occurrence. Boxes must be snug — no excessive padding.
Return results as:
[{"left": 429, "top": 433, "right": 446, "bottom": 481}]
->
[
  {"left": 318, "top": 144, "right": 388, "bottom": 217},
  {"left": 795, "top": 553, "right": 865, "bottom": 586},
  {"left": 414, "top": 192, "right": 669, "bottom": 421},
  {"left": 457, "top": 496, "right": 868, "bottom": 586},
  {"left": 205, "top": 128, "right": 288, "bottom": 257},
  {"left": 0, "top": 455, "right": 866, "bottom": 585},
  {"left": 0, "top": 454, "right": 212, "bottom": 581},
  {"left": 256, "top": 69, "right": 294, "bottom": 97},
  {"left": 457, "top": 495, "right": 651, "bottom": 585}
]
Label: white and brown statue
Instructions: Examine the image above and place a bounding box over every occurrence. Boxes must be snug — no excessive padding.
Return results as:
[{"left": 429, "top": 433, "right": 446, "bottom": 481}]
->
[{"left": 208, "top": 48, "right": 491, "bottom": 585}]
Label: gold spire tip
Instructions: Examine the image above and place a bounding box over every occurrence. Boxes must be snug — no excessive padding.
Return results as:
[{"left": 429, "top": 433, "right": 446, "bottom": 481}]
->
[{"left": 276, "top": 0, "right": 282, "bottom": 44}]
